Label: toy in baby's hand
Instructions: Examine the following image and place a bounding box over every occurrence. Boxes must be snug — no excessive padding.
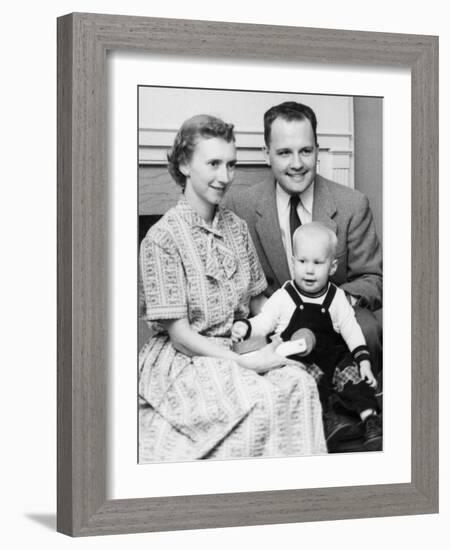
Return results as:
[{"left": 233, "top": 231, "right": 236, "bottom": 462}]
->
[
  {"left": 233, "top": 327, "right": 316, "bottom": 357},
  {"left": 276, "top": 328, "right": 316, "bottom": 357}
]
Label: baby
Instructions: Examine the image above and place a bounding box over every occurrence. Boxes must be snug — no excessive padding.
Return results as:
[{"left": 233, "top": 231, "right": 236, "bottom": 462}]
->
[{"left": 232, "top": 222, "right": 382, "bottom": 451}]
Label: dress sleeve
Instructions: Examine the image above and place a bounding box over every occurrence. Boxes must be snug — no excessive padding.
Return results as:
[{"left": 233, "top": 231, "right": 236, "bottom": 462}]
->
[
  {"left": 140, "top": 232, "right": 188, "bottom": 322},
  {"left": 244, "top": 223, "right": 267, "bottom": 297}
]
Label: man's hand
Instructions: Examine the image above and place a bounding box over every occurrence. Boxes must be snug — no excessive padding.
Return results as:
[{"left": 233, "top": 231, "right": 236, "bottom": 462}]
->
[{"left": 344, "top": 291, "right": 358, "bottom": 306}]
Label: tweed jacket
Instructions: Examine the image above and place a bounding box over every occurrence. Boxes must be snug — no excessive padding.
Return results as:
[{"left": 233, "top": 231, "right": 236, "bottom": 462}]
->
[{"left": 224, "top": 174, "right": 382, "bottom": 311}]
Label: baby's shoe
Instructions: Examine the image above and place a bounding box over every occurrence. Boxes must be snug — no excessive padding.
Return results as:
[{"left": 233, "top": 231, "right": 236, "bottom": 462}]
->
[{"left": 362, "top": 413, "right": 382, "bottom": 451}]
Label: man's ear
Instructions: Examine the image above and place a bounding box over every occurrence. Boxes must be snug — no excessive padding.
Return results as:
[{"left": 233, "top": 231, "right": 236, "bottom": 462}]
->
[
  {"left": 262, "top": 146, "right": 271, "bottom": 166},
  {"left": 329, "top": 258, "right": 338, "bottom": 276}
]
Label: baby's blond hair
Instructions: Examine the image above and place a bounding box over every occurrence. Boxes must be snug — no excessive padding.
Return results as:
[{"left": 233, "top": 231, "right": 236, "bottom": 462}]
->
[{"left": 292, "top": 222, "right": 338, "bottom": 259}]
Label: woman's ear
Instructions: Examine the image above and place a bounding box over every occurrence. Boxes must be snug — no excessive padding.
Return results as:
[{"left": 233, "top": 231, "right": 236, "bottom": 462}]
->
[
  {"left": 179, "top": 162, "right": 190, "bottom": 178},
  {"left": 329, "top": 258, "right": 338, "bottom": 276}
]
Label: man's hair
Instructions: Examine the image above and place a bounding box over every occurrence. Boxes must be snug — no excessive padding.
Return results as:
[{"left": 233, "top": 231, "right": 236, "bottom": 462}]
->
[
  {"left": 167, "top": 114, "right": 235, "bottom": 187},
  {"left": 293, "top": 222, "right": 338, "bottom": 259},
  {"left": 263, "top": 101, "right": 318, "bottom": 147}
]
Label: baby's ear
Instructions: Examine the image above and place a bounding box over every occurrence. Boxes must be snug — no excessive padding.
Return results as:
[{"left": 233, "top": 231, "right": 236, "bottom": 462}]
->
[{"left": 329, "top": 258, "right": 338, "bottom": 276}]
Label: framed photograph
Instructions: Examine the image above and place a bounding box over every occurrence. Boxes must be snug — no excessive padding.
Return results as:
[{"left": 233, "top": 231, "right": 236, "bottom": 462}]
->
[
  {"left": 57, "top": 13, "right": 438, "bottom": 536},
  {"left": 137, "top": 85, "right": 384, "bottom": 464}
]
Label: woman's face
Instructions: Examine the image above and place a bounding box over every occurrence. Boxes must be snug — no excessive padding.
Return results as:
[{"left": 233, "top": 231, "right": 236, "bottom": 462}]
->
[{"left": 182, "top": 137, "right": 236, "bottom": 215}]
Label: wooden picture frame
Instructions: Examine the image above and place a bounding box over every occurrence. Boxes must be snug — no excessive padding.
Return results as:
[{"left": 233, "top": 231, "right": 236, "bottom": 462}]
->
[{"left": 57, "top": 12, "right": 438, "bottom": 536}]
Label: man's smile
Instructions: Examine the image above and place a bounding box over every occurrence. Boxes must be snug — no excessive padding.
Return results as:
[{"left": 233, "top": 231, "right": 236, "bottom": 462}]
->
[{"left": 287, "top": 171, "right": 308, "bottom": 179}]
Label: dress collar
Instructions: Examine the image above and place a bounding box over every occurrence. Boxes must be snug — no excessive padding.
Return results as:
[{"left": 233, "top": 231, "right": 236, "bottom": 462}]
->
[
  {"left": 175, "top": 196, "right": 236, "bottom": 280},
  {"left": 176, "top": 195, "right": 224, "bottom": 237}
]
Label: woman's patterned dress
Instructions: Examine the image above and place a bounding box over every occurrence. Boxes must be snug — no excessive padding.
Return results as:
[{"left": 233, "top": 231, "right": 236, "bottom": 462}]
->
[{"left": 139, "top": 196, "right": 326, "bottom": 462}]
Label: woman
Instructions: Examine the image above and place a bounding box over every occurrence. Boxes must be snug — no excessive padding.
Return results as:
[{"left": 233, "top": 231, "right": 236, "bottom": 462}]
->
[{"left": 139, "top": 114, "right": 326, "bottom": 462}]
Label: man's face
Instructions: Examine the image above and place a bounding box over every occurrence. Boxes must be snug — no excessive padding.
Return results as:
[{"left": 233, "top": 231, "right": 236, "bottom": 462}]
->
[{"left": 264, "top": 117, "right": 318, "bottom": 195}]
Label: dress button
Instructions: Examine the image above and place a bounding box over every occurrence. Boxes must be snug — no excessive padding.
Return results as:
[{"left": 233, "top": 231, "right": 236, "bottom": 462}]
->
[
  {"left": 300, "top": 305, "right": 304, "bottom": 310},
  {"left": 321, "top": 308, "right": 326, "bottom": 313}
]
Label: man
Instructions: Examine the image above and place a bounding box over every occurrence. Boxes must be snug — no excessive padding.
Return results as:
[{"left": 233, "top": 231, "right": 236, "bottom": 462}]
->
[{"left": 224, "top": 100, "right": 382, "bottom": 395}]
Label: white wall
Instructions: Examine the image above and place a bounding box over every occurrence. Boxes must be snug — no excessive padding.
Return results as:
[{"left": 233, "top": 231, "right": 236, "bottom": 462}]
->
[
  {"left": 139, "top": 87, "right": 355, "bottom": 184},
  {"left": 139, "top": 88, "right": 353, "bottom": 136},
  {"left": 2, "top": 1, "right": 447, "bottom": 549}
]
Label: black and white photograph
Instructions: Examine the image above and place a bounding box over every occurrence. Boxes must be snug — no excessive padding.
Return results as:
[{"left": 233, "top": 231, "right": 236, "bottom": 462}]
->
[{"left": 138, "top": 86, "right": 383, "bottom": 463}]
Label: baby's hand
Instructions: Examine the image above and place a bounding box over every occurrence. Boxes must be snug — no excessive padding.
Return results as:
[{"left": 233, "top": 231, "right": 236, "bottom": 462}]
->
[
  {"left": 231, "top": 321, "right": 249, "bottom": 343},
  {"left": 359, "top": 360, "right": 377, "bottom": 389}
]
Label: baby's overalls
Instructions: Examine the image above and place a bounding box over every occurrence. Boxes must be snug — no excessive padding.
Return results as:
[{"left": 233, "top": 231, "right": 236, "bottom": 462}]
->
[{"left": 280, "top": 281, "right": 378, "bottom": 415}]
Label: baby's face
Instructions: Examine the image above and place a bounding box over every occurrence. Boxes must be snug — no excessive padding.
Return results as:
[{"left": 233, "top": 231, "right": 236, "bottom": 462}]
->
[{"left": 292, "top": 233, "right": 337, "bottom": 294}]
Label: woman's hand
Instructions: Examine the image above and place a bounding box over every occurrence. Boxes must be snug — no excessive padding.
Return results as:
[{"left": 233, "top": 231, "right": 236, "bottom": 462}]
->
[
  {"left": 163, "top": 318, "right": 237, "bottom": 361},
  {"left": 237, "top": 336, "right": 300, "bottom": 374}
]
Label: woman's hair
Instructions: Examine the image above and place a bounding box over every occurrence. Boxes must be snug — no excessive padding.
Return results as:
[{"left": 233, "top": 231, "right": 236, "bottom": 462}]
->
[{"left": 167, "top": 114, "right": 235, "bottom": 187}]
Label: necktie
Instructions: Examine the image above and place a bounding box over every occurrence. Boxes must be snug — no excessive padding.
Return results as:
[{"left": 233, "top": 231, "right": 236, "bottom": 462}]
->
[{"left": 289, "top": 194, "right": 301, "bottom": 245}]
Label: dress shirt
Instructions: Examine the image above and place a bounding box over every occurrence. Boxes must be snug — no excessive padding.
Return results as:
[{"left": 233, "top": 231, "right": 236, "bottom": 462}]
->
[{"left": 276, "top": 182, "right": 314, "bottom": 278}]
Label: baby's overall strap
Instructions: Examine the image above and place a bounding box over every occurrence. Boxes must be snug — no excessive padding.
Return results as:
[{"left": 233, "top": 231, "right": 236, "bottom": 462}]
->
[
  {"left": 321, "top": 283, "right": 338, "bottom": 312},
  {"left": 283, "top": 281, "right": 304, "bottom": 307}
]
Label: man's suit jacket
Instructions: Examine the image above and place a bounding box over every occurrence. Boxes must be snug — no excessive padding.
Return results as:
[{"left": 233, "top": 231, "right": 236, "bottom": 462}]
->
[{"left": 224, "top": 174, "right": 382, "bottom": 311}]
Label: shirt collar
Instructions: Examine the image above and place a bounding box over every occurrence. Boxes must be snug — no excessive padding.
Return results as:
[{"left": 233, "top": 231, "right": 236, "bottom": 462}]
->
[
  {"left": 293, "top": 279, "right": 329, "bottom": 299},
  {"left": 275, "top": 181, "right": 315, "bottom": 215}
]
